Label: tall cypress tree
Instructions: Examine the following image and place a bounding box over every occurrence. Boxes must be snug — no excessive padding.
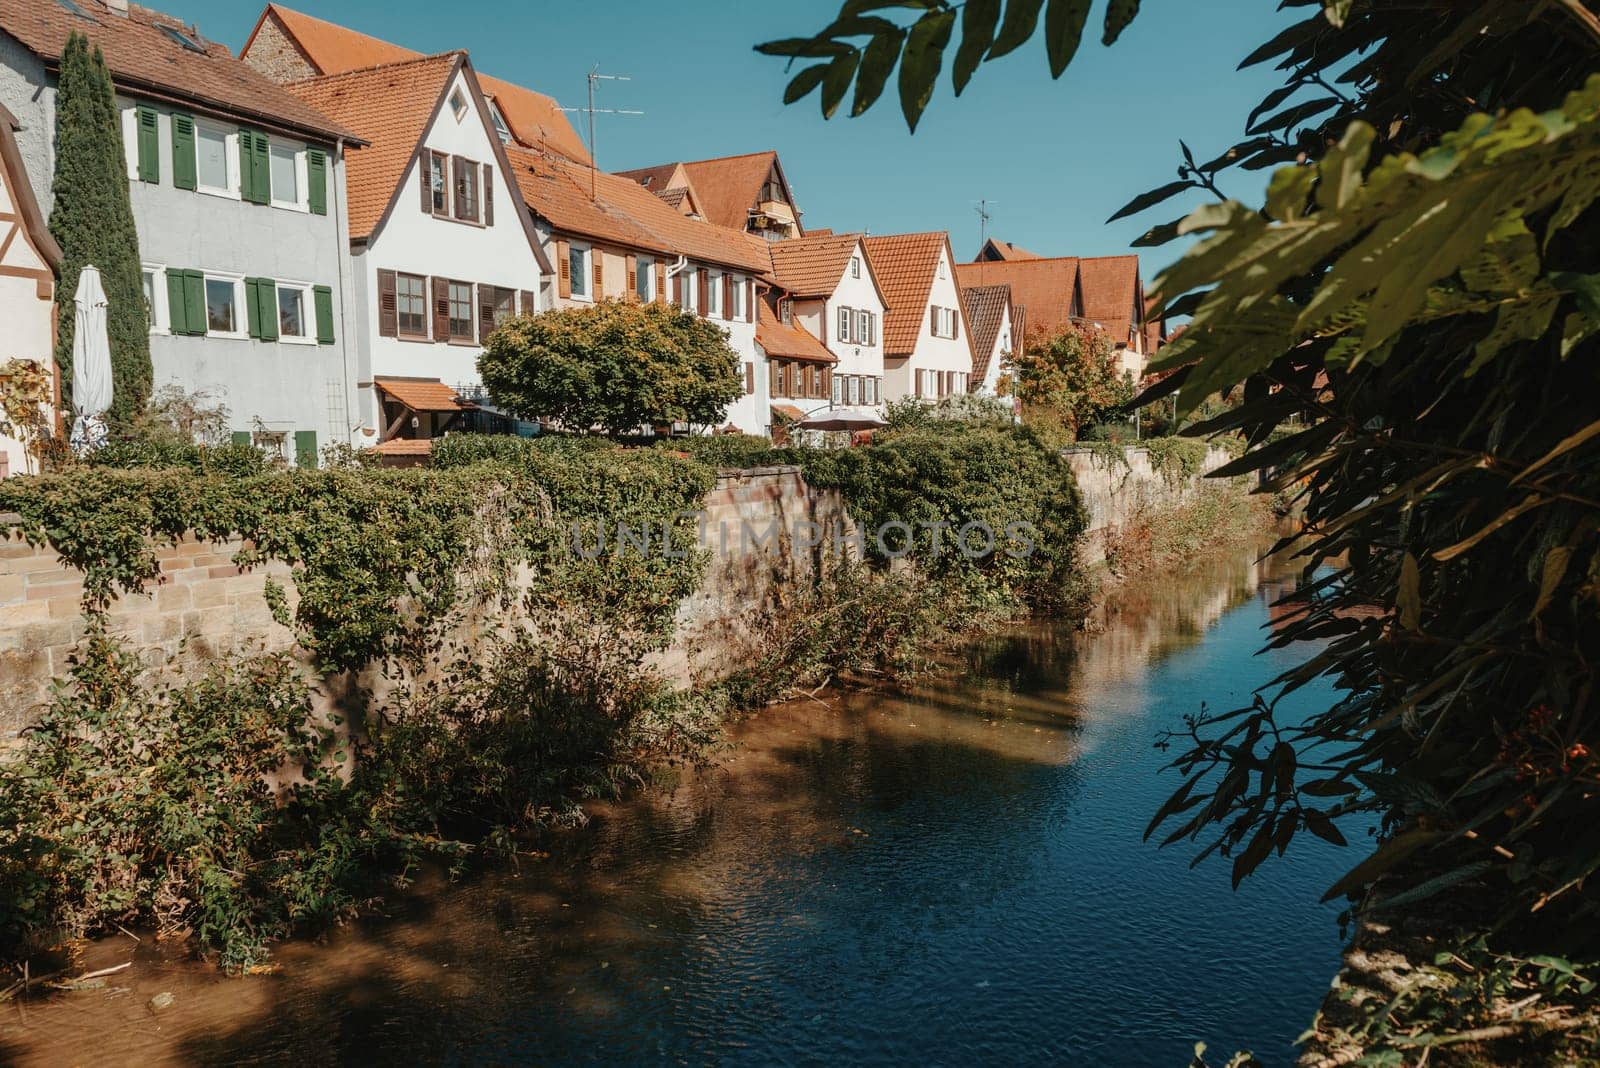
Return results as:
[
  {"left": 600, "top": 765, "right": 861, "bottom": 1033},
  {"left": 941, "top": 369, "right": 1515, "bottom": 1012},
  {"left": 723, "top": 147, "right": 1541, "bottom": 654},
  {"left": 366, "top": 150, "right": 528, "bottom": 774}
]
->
[{"left": 49, "top": 32, "right": 150, "bottom": 424}]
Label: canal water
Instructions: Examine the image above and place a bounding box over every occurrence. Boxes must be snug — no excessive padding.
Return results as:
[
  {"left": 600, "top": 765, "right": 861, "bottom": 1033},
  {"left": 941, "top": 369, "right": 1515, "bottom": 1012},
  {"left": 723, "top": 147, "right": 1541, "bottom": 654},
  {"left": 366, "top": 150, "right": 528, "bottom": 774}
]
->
[{"left": 1, "top": 547, "right": 1354, "bottom": 1067}]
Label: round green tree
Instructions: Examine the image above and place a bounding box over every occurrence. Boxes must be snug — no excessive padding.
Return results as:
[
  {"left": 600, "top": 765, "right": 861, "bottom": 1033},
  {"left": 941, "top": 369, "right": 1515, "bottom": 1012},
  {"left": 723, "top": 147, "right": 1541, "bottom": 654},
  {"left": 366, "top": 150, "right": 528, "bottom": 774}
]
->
[
  {"left": 49, "top": 32, "right": 151, "bottom": 424},
  {"left": 479, "top": 299, "right": 744, "bottom": 436}
]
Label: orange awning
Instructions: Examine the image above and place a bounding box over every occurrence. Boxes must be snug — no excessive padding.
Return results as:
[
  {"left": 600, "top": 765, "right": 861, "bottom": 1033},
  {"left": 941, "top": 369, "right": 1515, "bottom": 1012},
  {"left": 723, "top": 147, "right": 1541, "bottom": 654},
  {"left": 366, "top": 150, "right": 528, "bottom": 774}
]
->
[{"left": 374, "top": 377, "right": 476, "bottom": 412}]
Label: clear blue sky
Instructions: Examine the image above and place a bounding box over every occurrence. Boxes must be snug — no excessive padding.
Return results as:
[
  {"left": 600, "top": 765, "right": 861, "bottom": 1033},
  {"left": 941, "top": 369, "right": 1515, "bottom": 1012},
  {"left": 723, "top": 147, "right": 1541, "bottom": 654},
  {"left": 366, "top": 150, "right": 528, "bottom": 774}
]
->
[{"left": 169, "top": 1, "right": 1295, "bottom": 273}]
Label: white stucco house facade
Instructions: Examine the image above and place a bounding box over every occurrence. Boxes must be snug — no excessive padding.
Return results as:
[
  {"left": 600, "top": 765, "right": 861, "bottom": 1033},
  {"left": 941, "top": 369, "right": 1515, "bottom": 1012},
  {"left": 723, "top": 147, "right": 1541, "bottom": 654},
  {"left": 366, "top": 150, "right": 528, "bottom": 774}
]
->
[
  {"left": 287, "top": 52, "right": 550, "bottom": 452},
  {"left": 768, "top": 231, "right": 888, "bottom": 417},
  {"left": 960, "top": 283, "right": 1017, "bottom": 398},
  {"left": 0, "top": 0, "right": 364, "bottom": 465},
  {"left": 862, "top": 232, "right": 975, "bottom": 404}
]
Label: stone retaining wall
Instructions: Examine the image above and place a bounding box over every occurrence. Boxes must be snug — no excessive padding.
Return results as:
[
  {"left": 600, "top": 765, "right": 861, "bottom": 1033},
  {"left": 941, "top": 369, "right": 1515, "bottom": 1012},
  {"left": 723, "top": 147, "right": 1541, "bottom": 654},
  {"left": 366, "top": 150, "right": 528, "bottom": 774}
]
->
[{"left": 1062, "top": 444, "right": 1237, "bottom": 563}]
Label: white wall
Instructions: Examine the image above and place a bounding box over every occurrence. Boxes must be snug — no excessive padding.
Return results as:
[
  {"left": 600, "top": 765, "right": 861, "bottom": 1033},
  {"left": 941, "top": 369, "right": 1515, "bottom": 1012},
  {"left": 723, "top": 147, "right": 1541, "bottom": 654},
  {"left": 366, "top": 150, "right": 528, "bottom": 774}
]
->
[
  {"left": 0, "top": 149, "right": 53, "bottom": 476},
  {"left": 361, "top": 69, "right": 545, "bottom": 435},
  {"left": 975, "top": 302, "right": 1013, "bottom": 396},
  {"left": 883, "top": 242, "right": 975, "bottom": 403},
  {"left": 821, "top": 239, "right": 887, "bottom": 411}
]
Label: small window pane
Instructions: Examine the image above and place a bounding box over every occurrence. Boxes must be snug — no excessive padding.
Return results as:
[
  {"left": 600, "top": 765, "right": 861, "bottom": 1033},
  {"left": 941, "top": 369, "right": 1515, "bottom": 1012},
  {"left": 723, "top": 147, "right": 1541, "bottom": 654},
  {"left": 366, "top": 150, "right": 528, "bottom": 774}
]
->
[
  {"left": 636, "top": 258, "right": 652, "bottom": 301},
  {"left": 430, "top": 154, "right": 447, "bottom": 214},
  {"left": 448, "top": 281, "right": 473, "bottom": 339},
  {"left": 205, "top": 278, "right": 236, "bottom": 333},
  {"left": 278, "top": 286, "right": 305, "bottom": 337},
  {"left": 197, "top": 126, "right": 229, "bottom": 190},
  {"left": 570, "top": 248, "right": 588, "bottom": 297},
  {"left": 270, "top": 144, "right": 298, "bottom": 204},
  {"left": 493, "top": 287, "right": 516, "bottom": 326},
  {"left": 141, "top": 270, "right": 156, "bottom": 327},
  {"left": 397, "top": 275, "right": 426, "bottom": 335}
]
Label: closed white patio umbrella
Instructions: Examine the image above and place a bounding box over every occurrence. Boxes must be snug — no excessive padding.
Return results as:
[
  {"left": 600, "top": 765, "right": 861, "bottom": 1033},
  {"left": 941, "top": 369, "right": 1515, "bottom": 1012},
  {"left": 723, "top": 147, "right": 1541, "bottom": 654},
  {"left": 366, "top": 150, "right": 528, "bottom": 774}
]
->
[{"left": 69, "top": 265, "right": 112, "bottom": 456}]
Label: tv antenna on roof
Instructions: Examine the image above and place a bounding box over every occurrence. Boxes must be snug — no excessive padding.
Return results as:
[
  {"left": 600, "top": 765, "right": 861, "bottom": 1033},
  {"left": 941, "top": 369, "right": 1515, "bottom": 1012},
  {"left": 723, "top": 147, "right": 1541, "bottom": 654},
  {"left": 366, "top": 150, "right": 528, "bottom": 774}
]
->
[
  {"left": 975, "top": 199, "right": 995, "bottom": 249},
  {"left": 559, "top": 65, "right": 644, "bottom": 199}
]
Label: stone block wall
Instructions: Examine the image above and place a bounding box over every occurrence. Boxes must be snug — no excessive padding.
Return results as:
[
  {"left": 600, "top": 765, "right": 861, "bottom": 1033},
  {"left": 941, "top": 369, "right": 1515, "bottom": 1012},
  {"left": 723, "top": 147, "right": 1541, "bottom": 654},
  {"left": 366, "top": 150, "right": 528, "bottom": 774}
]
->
[{"left": 1063, "top": 444, "right": 1236, "bottom": 563}]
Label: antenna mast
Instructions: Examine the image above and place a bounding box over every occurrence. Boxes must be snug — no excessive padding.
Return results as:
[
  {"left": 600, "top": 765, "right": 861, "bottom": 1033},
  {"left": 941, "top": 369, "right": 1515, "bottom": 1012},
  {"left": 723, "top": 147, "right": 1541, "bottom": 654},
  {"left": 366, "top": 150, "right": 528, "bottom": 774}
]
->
[
  {"left": 559, "top": 65, "right": 644, "bottom": 199},
  {"left": 975, "top": 199, "right": 994, "bottom": 250}
]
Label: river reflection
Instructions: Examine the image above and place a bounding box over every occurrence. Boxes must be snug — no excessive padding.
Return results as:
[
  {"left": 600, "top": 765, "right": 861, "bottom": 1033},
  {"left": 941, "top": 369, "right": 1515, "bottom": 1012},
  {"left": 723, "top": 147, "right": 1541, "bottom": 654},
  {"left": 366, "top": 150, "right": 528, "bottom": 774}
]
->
[{"left": 1, "top": 547, "right": 1349, "bottom": 1068}]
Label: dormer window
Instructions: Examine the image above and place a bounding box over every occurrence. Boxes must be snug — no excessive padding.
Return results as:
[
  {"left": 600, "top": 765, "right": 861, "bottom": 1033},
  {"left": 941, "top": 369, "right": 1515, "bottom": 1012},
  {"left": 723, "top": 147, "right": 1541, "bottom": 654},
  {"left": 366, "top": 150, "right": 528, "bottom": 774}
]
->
[
  {"left": 487, "top": 100, "right": 512, "bottom": 144},
  {"left": 158, "top": 23, "right": 205, "bottom": 53},
  {"left": 449, "top": 87, "right": 469, "bottom": 121}
]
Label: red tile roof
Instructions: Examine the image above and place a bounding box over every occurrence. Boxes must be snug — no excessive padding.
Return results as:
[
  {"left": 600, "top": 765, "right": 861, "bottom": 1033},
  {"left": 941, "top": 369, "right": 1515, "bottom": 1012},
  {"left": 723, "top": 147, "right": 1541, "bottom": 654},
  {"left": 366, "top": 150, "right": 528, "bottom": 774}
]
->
[
  {"left": 285, "top": 53, "right": 460, "bottom": 240},
  {"left": 955, "top": 257, "right": 1080, "bottom": 342},
  {"left": 0, "top": 0, "right": 355, "bottom": 142},
  {"left": 1077, "top": 255, "right": 1143, "bottom": 349},
  {"left": 976, "top": 238, "right": 1041, "bottom": 262},
  {"left": 371, "top": 437, "right": 434, "bottom": 455},
  {"left": 509, "top": 146, "right": 773, "bottom": 274},
  {"left": 621, "top": 151, "right": 798, "bottom": 234},
  {"left": 768, "top": 231, "right": 862, "bottom": 298},
  {"left": 755, "top": 304, "right": 836, "bottom": 364},
  {"left": 960, "top": 284, "right": 1011, "bottom": 388},
  {"left": 862, "top": 231, "right": 952, "bottom": 356},
  {"left": 374, "top": 376, "right": 476, "bottom": 412},
  {"left": 252, "top": 4, "right": 590, "bottom": 164}
]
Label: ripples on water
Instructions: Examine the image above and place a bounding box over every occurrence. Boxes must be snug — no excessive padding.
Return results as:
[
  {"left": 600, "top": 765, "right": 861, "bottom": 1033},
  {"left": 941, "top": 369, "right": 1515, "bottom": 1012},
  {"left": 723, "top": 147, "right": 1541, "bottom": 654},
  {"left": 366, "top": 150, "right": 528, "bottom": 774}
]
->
[{"left": 1, "top": 548, "right": 1355, "bottom": 1067}]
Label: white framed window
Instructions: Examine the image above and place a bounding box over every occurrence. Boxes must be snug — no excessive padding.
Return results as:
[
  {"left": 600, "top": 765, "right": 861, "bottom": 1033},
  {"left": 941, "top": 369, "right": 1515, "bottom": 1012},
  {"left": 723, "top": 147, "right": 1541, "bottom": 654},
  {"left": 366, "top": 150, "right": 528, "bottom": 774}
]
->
[
  {"left": 865, "top": 377, "right": 878, "bottom": 405},
  {"left": 487, "top": 99, "right": 512, "bottom": 143},
  {"left": 857, "top": 311, "right": 870, "bottom": 345},
  {"left": 447, "top": 280, "right": 475, "bottom": 340},
  {"left": 569, "top": 245, "right": 590, "bottom": 300},
  {"left": 276, "top": 280, "right": 314, "bottom": 343},
  {"left": 204, "top": 273, "right": 246, "bottom": 338},
  {"left": 636, "top": 256, "right": 654, "bottom": 301},
  {"left": 141, "top": 263, "right": 167, "bottom": 333},
  {"left": 831, "top": 373, "right": 842, "bottom": 405},
  {"left": 707, "top": 272, "right": 723, "bottom": 316},
  {"left": 729, "top": 274, "right": 744, "bottom": 318},
  {"left": 449, "top": 87, "right": 469, "bottom": 121},
  {"left": 851, "top": 256, "right": 861, "bottom": 279},
  {"left": 269, "top": 140, "right": 305, "bottom": 210},
  {"left": 837, "top": 306, "right": 850, "bottom": 342},
  {"left": 120, "top": 106, "right": 140, "bottom": 181},
  {"left": 195, "top": 121, "right": 236, "bottom": 198},
  {"left": 937, "top": 257, "right": 947, "bottom": 280},
  {"left": 847, "top": 376, "right": 861, "bottom": 405},
  {"left": 396, "top": 272, "right": 428, "bottom": 338}
]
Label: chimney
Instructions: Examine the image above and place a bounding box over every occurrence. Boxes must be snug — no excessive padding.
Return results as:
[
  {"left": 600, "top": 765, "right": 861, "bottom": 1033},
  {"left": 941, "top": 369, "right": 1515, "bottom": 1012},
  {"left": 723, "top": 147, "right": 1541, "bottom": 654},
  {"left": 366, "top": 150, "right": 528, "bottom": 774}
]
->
[{"left": 105, "top": 0, "right": 128, "bottom": 14}]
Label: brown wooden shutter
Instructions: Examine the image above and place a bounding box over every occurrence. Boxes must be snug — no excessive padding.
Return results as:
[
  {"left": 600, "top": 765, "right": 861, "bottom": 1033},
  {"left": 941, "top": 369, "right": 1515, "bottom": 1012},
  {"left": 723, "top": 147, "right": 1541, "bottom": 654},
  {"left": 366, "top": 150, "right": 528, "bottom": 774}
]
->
[
  {"left": 478, "top": 284, "right": 495, "bottom": 341},
  {"left": 521, "top": 290, "right": 537, "bottom": 316},
  {"left": 625, "top": 255, "right": 638, "bottom": 301},
  {"left": 722, "top": 274, "right": 733, "bottom": 321},
  {"left": 744, "top": 278, "right": 754, "bottom": 322},
  {"left": 744, "top": 362, "right": 754, "bottom": 394},
  {"left": 952, "top": 310, "right": 960, "bottom": 341},
  {"left": 655, "top": 262, "right": 667, "bottom": 303},
  {"left": 672, "top": 270, "right": 683, "bottom": 306},
  {"left": 432, "top": 276, "right": 450, "bottom": 340},
  {"left": 915, "top": 370, "right": 923, "bottom": 399},
  {"left": 378, "top": 269, "right": 398, "bottom": 338},
  {"left": 697, "top": 269, "right": 709, "bottom": 314},
  {"left": 452, "top": 156, "right": 467, "bottom": 219},
  {"left": 769, "top": 359, "right": 779, "bottom": 394},
  {"left": 420, "top": 149, "right": 432, "bottom": 212},
  {"left": 482, "top": 163, "right": 494, "bottom": 226},
  {"left": 930, "top": 305, "right": 939, "bottom": 336},
  {"left": 593, "top": 253, "right": 604, "bottom": 299},
  {"left": 556, "top": 240, "right": 571, "bottom": 299}
]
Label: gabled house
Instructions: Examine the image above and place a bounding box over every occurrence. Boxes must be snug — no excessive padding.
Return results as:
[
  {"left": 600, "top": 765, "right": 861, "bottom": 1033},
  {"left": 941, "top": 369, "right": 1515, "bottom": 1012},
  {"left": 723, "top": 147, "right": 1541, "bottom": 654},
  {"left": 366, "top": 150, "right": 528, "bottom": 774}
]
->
[
  {"left": 0, "top": 101, "right": 60, "bottom": 477},
  {"left": 506, "top": 145, "right": 775, "bottom": 435},
  {"left": 958, "top": 252, "right": 1153, "bottom": 380},
  {"left": 617, "top": 151, "right": 804, "bottom": 242},
  {"left": 768, "top": 231, "right": 888, "bottom": 412},
  {"left": 0, "top": 0, "right": 363, "bottom": 464},
  {"left": 285, "top": 51, "right": 550, "bottom": 450},
  {"left": 755, "top": 303, "right": 831, "bottom": 432},
  {"left": 242, "top": 3, "right": 590, "bottom": 164},
  {"left": 959, "top": 283, "right": 1016, "bottom": 398},
  {"left": 974, "top": 237, "right": 1041, "bottom": 262},
  {"left": 956, "top": 256, "right": 1081, "bottom": 346},
  {"left": 861, "top": 232, "right": 974, "bottom": 403}
]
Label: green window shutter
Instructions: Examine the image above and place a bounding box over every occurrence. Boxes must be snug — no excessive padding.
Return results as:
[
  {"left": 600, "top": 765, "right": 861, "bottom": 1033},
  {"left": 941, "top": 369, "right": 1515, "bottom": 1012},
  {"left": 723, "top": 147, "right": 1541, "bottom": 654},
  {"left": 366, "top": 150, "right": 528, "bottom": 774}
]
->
[
  {"left": 183, "top": 270, "right": 206, "bottom": 335},
  {"left": 244, "top": 278, "right": 262, "bottom": 338},
  {"left": 166, "top": 269, "right": 188, "bottom": 334},
  {"left": 307, "top": 148, "right": 327, "bottom": 216},
  {"left": 136, "top": 106, "right": 159, "bottom": 183},
  {"left": 294, "top": 430, "right": 318, "bottom": 469},
  {"left": 231, "top": 431, "right": 251, "bottom": 447},
  {"left": 171, "top": 112, "right": 196, "bottom": 190},
  {"left": 313, "top": 285, "right": 335, "bottom": 345},
  {"left": 258, "top": 278, "right": 279, "bottom": 342},
  {"left": 240, "top": 129, "right": 270, "bottom": 204}
]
